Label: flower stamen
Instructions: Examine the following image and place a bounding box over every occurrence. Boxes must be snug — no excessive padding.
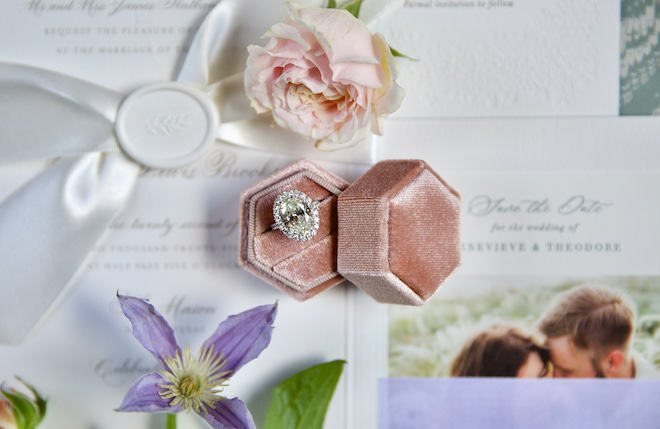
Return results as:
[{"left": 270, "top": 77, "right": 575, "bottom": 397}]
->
[{"left": 158, "top": 344, "right": 231, "bottom": 413}]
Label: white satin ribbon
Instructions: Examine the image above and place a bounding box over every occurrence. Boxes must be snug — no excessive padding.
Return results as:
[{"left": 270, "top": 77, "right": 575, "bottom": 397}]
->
[{"left": 0, "top": 0, "right": 400, "bottom": 344}]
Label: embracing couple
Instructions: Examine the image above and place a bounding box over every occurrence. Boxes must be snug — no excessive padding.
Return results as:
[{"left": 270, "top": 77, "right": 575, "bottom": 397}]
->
[{"left": 451, "top": 285, "right": 658, "bottom": 379}]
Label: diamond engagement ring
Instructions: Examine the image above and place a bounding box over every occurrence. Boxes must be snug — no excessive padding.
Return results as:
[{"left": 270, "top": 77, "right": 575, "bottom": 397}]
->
[{"left": 271, "top": 190, "right": 320, "bottom": 242}]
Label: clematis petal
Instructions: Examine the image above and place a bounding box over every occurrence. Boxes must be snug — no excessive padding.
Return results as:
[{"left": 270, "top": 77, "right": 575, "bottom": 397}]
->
[
  {"left": 199, "top": 397, "right": 256, "bottom": 429},
  {"left": 117, "top": 294, "right": 181, "bottom": 368},
  {"left": 202, "top": 303, "right": 277, "bottom": 375},
  {"left": 116, "top": 372, "right": 183, "bottom": 414}
]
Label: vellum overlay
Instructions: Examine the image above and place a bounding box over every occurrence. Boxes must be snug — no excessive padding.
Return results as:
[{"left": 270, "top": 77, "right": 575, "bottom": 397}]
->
[{"left": 377, "top": 0, "right": 621, "bottom": 117}]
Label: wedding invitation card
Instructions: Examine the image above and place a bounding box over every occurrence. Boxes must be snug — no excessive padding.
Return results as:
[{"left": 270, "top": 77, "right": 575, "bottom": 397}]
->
[{"left": 377, "top": 0, "right": 621, "bottom": 118}]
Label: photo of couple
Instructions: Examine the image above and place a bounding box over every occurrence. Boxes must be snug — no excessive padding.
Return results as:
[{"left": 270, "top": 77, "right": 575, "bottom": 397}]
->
[{"left": 389, "top": 277, "right": 660, "bottom": 380}]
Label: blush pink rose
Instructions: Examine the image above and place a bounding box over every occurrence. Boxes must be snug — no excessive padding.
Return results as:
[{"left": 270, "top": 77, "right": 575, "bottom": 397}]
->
[
  {"left": 245, "top": 3, "right": 404, "bottom": 150},
  {"left": 0, "top": 397, "right": 16, "bottom": 429}
]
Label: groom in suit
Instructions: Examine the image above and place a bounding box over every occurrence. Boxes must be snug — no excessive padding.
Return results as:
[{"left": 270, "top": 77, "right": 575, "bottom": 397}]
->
[{"left": 538, "top": 285, "right": 657, "bottom": 379}]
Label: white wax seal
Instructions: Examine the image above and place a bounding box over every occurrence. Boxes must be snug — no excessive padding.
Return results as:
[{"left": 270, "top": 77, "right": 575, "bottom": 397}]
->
[{"left": 115, "top": 82, "right": 219, "bottom": 169}]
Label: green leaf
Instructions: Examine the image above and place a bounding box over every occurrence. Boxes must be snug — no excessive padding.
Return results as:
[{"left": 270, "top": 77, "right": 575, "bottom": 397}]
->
[
  {"left": 15, "top": 377, "right": 46, "bottom": 425},
  {"left": 263, "top": 360, "right": 345, "bottom": 429},
  {"left": 1, "top": 379, "right": 47, "bottom": 429},
  {"left": 166, "top": 413, "right": 177, "bottom": 429},
  {"left": 340, "top": 0, "right": 363, "bottom": 18},
  {"left": 12, "top": 406, "right": 26, "bottom": 429},
  {"left": 389, "top": 46, "right": 417, "bottom": 60},
  {"left": 326, "top": 0, "right": 337, "bottom": 8},
  {"left": 1, "top": 389, "right": 38, "bottom": 429}
]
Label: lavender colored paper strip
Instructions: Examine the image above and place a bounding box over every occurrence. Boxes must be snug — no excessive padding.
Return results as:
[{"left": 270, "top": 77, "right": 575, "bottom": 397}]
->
[{"left": 379, "top": 378, "right": 660, "bottom": 429}]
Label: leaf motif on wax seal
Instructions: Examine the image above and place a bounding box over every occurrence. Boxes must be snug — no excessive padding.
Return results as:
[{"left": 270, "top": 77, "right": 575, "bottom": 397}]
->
[{"left": 144, "top": 113, "right": 197, "bottom": 136}]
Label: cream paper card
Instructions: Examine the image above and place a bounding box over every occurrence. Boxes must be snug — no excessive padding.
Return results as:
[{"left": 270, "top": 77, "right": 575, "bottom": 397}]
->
[
  {"left": 452, "top": 172, "right": 660, "bottom": 276},
  {"left": 381, "top": 173, "right": 660, "bottom": 427},
  {"left": 1, "top": 0, "right": 294, "bottom": 91},
  {"left": 376, "top": 0, "right": 621, "bottom": 118}
]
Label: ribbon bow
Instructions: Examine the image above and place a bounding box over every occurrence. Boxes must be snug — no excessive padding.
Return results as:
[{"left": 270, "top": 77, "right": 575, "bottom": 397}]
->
[{"left": 0, "top": 0, "right": 399, "bottom": 344}]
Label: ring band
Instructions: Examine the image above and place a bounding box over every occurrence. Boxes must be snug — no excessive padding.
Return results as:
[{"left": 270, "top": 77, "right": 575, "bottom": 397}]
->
[{"left": 271, "top": 190, "right": 320, "bottom": 242}]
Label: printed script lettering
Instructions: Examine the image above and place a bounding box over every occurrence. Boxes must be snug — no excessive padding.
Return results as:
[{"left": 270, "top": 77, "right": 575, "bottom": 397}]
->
[
  {"left": 20, "top": 0, "right": 215, "bottom": 57},
  {"left": 22, "top": 0, "right": 218, "bottom": 17},
  {"left": 463, "top": 194, "right": 620, "bottom": 254},
  {"left": 468, "top": 195, "right": 612, "bottom": 217},
  {"left": 140, "top": 151, "right": 282, "bottom": 180}
]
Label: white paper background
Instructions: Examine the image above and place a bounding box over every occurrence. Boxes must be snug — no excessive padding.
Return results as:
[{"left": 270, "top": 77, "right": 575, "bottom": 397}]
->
[{"left": 377, "top": 0, "right": 621, "bottom": 118}]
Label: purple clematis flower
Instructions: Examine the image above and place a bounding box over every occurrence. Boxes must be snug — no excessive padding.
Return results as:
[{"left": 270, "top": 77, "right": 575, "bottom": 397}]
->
[{"left": 116, "top": 294, "right": 277, "bottom": 429}]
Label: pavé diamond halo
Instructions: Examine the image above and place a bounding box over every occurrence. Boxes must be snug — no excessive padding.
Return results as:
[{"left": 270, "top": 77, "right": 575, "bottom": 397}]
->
[{"left": 271, "top": 190, "right": 320, "bottom": 242}]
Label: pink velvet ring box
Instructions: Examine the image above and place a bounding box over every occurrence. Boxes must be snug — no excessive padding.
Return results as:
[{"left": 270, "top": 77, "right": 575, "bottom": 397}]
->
[
  {"left": 239, "top": 159, "right": 350, "bottom": 301},
  {"left": 239, "top": 159, "right": 461, "bottom": 305}
]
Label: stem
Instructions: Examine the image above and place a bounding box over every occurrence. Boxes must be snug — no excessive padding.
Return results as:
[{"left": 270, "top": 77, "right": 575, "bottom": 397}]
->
[{"left": 166, "top": 413, "right": 177, "bottom": 429}]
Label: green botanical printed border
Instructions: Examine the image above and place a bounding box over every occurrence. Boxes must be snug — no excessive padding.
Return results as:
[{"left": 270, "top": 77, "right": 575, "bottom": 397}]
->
[{"left": 620, "top": 0, "right": 660, "bottom": 115}]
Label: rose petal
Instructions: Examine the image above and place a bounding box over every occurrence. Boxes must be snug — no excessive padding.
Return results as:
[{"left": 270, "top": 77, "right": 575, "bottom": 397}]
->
[
  {"left": 316, "top": 124, "right": 371, "bottom": 151},
  {"left": 245, "top": 47, "right": 275, "bottom": 112},
  {"left": 117, "top": 294, "right": 180, "bottom": 368},
  {"left": 264, "top": 21, "right": 309, "bottom": 51},
  {"left": 287, "top": 4, "right": 378, "bottom": 64},
  {"left": 199, "top": 397, "right": 256, "bottom": 429},
  {"left": 273, "top": 103, "right": 329, "bottom": 139},
  {"left": 244, "top": 3, "right": 404, "bottom": 148},
  {"left": 116, "top": 372, "right": 183, "bottom": 414},
  {"left": 0, "top": 397, "right": 16, "bottom": 429},
  {"left": 372, "top": 34, "right": 405, "bottom": 118},
  {"left": 201, "top": 303, "right": 277, "bottom": 375},
  {"left": 287, "top": 4, "right": 384, "bottom": 87}
]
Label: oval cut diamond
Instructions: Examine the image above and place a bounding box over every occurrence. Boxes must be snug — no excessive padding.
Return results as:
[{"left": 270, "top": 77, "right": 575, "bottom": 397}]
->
[{"left": 272, "top": 190, "right": 320, "bottom": 241}]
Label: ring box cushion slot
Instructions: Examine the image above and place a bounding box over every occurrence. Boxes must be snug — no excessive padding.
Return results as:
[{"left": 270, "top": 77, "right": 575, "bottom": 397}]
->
[
  {"left": 239, "top": 159, "right": 350, "bottom": 301},
  {"left": 337, "top": 159, "right": 461, "bottom": 306}
]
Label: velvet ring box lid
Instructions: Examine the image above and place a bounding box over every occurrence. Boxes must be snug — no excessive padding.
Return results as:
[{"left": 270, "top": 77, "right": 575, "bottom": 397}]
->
[
  {"left": 337, "top": 159, "right": 461, "bottom": 306},
  {"left": 239, "top": 159, "right": 461, "bottom": 305}
]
